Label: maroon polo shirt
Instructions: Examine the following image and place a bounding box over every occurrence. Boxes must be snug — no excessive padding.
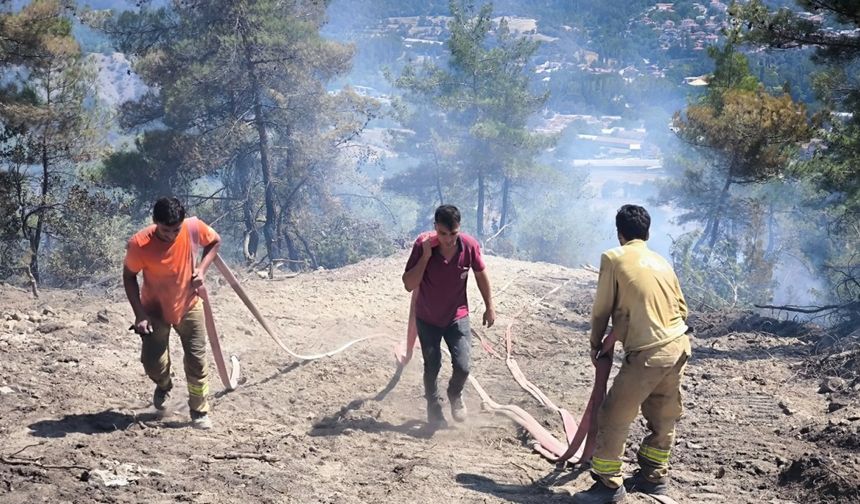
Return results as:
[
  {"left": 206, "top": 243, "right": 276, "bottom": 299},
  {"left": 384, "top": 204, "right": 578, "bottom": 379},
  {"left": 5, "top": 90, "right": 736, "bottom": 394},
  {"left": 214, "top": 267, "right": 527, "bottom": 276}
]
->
[{"left": 404, "top": 233, "right": 486, "bottom": 328}]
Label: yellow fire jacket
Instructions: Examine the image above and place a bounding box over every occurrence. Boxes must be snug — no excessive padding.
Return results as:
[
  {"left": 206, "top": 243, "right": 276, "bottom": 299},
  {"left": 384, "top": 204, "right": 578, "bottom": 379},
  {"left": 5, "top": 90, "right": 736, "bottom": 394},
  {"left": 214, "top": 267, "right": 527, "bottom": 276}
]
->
[{"left": 590, "top": 239, "right": 689, "bottom": 354}]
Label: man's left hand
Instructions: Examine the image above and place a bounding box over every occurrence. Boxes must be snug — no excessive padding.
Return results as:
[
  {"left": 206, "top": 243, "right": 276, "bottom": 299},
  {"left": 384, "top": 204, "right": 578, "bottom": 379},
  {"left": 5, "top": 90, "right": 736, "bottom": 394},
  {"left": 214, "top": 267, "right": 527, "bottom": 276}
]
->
[
  {"left": 191, "top": 268, "right": 205, "bottom": 289},
  {"left": 483, "top": 307, "right": 496, "bottom": 328},
  {"left": 590, "top": 347, "right": 601, "bottom": 367}
]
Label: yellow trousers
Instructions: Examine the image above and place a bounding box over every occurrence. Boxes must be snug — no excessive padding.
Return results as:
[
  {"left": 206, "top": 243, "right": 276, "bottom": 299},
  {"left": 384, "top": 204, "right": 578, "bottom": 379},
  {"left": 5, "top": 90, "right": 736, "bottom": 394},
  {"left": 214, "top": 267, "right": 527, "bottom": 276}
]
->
[
  {"left": 591, "top": 335, "right": 690, "bottom": 488},
  {"left": 139, "top": 302, "right": 210, "bottom": 413}
]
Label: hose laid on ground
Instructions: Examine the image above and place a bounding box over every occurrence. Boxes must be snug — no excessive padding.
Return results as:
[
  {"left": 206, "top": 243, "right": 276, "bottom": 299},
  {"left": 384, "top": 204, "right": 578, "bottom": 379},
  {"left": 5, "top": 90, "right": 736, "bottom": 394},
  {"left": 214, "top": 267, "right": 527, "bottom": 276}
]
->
[
  {"left": 502, "top": 281, "right": 581, "bottom": 454},
  {"left": 433, "top": 326, "right": 614, "bottom": 464},
  {"left": 500, "top": 281, "right": 616, "bottom": 463},
  {"left": 188, "top": 217, "right": 378, "bottom": 391},
  {"left": 485, "top": 301, "right": 615, "bottom": 465},
  {"left": 213, "top": 254, "right": 378, "bottom": 361}
]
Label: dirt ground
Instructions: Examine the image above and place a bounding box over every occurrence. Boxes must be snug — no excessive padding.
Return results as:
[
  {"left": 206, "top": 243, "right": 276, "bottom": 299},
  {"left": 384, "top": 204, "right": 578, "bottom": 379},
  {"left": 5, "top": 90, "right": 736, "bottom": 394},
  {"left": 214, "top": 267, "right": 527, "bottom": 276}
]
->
[{"left": 1, "top": 253, "right": 858, "bottom": 503}]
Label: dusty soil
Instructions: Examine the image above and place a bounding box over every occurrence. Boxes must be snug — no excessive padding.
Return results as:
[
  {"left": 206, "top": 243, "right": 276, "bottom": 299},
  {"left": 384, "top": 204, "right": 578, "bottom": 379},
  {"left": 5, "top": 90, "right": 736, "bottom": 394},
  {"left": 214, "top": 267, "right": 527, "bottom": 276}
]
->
[{"left": 1, "top": 253, "right": 858, "bottom": 503}]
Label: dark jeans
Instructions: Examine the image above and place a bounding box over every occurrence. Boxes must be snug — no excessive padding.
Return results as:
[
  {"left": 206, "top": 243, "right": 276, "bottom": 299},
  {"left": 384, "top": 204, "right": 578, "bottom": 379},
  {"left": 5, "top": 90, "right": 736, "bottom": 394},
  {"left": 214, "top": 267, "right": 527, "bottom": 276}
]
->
[{"left": 416, "top": 316, "right": 471, "bottom": 403}]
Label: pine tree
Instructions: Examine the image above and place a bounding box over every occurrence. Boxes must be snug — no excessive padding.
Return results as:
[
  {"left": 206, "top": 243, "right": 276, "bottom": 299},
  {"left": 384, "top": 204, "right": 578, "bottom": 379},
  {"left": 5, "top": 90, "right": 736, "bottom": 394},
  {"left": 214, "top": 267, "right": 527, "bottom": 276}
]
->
[
  {"left": 99, "top": 0, "right": 377, "bottom": 270},
  {"left": 0, "top": 0, "right": 100, "bottom": 283},
  {"left": 392, "top": 1, "right": 552, "bottom": 237},
  {"left": 734, "top": 0, "right": 860, "bottom": 330}
]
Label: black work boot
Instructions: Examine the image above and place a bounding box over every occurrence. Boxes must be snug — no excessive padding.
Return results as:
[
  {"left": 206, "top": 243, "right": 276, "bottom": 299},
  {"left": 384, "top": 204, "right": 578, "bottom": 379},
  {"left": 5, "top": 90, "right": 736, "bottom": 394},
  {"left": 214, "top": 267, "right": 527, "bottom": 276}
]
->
[
  {"left": 625, "top": 470, "right": 669, "bottom": 495},
  {"left": 153, "top": 382, "right": 172, "bottom": 410},
  {"left": 449, "top": 393, "right": 468, "bottom": 422},
  {"left": 572, "top": 480, "right": 627, "bottom": 504},
  {"left": 427, "top": 400, "right": 447, "bottom": 426}
]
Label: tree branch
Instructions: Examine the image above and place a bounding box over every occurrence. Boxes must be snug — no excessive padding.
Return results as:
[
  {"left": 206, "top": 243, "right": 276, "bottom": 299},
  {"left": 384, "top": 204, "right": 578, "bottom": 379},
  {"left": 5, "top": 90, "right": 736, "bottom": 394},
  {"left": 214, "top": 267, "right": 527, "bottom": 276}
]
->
[{"left": 754, "top": 301, "right": 856, "bottom": 314}]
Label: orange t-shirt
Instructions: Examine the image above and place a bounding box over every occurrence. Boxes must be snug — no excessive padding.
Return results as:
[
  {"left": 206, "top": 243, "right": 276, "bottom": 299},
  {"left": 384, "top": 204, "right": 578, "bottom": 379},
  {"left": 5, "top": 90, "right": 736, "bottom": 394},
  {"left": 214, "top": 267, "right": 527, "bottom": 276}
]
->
[{"left": 124, "top": 219, "right": 220, "bottom": 325}]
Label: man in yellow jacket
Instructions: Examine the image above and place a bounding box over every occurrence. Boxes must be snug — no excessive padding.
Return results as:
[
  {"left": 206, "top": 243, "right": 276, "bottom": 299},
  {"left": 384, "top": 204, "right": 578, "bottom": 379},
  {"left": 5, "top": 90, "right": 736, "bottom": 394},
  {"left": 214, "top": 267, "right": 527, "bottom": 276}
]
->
[{"left": 574, "top": 204, "right": 691, "bottom": 504}]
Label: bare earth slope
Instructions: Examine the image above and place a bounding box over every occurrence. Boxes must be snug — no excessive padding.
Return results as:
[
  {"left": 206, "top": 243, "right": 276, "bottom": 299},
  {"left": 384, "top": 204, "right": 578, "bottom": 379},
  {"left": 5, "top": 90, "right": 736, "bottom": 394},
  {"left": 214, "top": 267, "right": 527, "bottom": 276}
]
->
[{"left": 1, "top": 253, "right": 858, "bottom": 503}]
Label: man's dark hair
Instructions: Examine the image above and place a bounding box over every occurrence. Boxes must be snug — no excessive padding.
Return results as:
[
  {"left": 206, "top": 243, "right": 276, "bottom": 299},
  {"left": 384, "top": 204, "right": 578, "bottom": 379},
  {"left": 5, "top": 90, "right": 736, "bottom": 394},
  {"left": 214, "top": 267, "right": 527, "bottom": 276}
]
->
[
  {"left": 616, "top": 204, "right": 650, "bottom": 241},
  {"left": 152, "top": 197, "right": 186, "bottom": 225},
  {"left": 434, "top": 204, "right": 461, "bottom": 230}
]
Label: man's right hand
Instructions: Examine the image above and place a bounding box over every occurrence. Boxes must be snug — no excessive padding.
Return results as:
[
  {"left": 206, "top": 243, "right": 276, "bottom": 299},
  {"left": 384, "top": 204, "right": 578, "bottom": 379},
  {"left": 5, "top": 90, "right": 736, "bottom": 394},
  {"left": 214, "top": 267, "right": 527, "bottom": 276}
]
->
[
  {"left": 134, "top": 317, "right": 153, "bottom": 335},
  {"left": 420, "top": 232, "right": 437, "bottom": 258}
]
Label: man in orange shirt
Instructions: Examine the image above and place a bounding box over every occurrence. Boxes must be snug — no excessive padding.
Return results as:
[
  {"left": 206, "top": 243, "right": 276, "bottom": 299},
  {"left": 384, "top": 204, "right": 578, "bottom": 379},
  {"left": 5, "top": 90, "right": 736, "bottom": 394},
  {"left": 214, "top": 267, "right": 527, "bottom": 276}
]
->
[{"left": 123, "top": 197, "right": 221, "bottom": 429}]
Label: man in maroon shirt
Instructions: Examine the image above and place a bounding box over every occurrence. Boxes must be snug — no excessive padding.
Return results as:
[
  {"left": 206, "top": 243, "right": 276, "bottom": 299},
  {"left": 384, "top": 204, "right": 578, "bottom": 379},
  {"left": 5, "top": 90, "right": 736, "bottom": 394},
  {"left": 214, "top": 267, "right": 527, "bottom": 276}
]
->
[{"left": 402, "top": 205, "right": 496, "bottom": 425}]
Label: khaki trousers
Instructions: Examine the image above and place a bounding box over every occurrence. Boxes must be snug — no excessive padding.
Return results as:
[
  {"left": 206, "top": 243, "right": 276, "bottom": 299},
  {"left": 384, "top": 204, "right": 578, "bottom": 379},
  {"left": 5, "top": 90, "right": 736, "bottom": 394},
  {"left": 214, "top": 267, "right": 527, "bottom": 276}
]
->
[
  {"left": 140, "top": 302, "right": 210, "bottom": 413},
  {"left": 591, "top": 336, "right": 690, "bottom": 488}
]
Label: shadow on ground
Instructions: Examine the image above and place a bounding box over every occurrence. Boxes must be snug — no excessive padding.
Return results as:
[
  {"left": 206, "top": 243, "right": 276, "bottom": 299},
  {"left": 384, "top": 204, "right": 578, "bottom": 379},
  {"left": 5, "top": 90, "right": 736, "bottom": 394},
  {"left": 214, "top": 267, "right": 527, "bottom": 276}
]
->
[{"left": 28, "top": 409, "right": 171, "bottom": 438}]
